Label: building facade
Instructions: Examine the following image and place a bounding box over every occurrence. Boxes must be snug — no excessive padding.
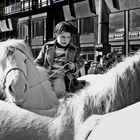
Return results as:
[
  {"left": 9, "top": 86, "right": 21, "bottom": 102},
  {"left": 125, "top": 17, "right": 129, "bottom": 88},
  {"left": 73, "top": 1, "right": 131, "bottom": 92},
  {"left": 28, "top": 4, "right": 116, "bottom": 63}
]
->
[
  {"left": 1, "top": 0, "right": 140, "bottom": 60},
  {"left": 109, "top": 8, "right": 140, "bottom": 55},
  {"left": 0, "top": 0, "right": 98, "bottom": 60}
]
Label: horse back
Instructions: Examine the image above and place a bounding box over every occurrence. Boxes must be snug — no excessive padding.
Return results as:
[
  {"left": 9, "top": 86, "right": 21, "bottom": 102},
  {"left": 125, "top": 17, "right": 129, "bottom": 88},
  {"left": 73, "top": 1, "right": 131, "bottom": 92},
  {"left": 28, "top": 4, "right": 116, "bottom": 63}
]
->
[{"left": 0, "top": 101, "right": 52, "bottom": 140}]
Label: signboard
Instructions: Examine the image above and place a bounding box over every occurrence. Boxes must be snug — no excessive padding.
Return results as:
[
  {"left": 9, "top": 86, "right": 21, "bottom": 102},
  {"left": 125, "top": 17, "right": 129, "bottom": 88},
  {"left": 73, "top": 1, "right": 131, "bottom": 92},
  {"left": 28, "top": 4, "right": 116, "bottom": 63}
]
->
[{"left": 109, "top": 31, "right": 140, "bottom": 41}]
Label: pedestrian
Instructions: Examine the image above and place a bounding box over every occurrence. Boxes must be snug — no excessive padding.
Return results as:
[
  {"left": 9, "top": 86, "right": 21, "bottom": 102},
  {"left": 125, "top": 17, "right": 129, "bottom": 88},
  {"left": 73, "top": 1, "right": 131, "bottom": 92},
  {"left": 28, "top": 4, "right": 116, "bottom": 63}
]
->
[
  {"left": 34, "top": 21, "right": 85, "bottom": 97},
  {"left": 88, "top": 55, "right": 104, "bottom": 74}
]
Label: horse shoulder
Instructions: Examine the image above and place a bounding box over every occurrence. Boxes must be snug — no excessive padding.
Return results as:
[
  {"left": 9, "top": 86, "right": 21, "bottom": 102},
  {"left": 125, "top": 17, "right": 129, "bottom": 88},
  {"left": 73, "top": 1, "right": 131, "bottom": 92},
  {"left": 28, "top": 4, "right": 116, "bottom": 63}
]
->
[
  {"left": 0, "top": 101, "right": 53, "bottom": 140},
  {"left": 76, "top": 102, "right": 140, "bottom": 140}
]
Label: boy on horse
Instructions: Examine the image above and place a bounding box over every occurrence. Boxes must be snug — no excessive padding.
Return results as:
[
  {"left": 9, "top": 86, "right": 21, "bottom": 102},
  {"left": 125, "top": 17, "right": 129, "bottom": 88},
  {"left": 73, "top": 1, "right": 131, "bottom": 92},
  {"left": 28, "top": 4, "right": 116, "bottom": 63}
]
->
[{"left": 34, "top": 21, "right": 85, "bottom": 98}]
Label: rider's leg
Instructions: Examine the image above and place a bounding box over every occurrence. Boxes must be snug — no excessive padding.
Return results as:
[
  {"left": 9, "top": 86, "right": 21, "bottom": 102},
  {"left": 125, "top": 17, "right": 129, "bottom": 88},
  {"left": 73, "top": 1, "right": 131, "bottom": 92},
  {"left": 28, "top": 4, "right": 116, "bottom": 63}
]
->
[{"left": 53, "top": 77, "right": 67, "bottom": 98}]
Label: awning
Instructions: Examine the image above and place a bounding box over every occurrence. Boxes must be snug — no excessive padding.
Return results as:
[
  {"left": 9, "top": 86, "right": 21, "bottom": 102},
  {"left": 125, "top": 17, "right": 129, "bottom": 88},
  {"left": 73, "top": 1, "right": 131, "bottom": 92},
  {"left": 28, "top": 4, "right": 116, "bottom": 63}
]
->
[
  {"left": 0, "top": 19, "right": 13, "bottom": 32},
  {"left": 63, "top": 0, "right": 96, "bottom": 21}
]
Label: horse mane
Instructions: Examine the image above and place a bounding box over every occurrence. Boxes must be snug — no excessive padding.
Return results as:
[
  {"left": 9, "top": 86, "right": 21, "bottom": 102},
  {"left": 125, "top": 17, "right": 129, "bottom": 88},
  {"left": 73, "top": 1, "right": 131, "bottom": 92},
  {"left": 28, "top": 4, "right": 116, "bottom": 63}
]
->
[
  {"left": 0, "top": 39, "right": 34, "bottom": 66},
  {"left": 54, "top": 51, "right": 140, "bottom": 135},
  {"left": 1, "top": 39, "right": 140, "bottom": 138},
  {"left": 84, "top": 51, "right": 140, "bottom": 114}
]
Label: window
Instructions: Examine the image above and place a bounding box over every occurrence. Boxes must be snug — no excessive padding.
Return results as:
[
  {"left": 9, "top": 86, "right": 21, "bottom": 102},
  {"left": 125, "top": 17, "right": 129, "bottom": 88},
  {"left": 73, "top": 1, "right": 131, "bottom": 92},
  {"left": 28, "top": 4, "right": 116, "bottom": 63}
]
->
[
  {"left": 109, "top": 12, "right": 124, "bottom": 33},
  {"left": 38, "top": 0, "right": 48, "bottom": 7},
  {"left": 68, "top": 19, "right": 78, "bottom": 34},
  {"left": 129, "top": 8, "right": 140, "bottom": 31},
  {"left": 18, "top": 22, "right": 28, "bottom": 39},
  {"left": 80, "top": 17, "right": 94, "bottom": 34},
  {"left": 21, "top": 0, "right": 32, "bottom": 11},
  {"left": 68, "top": 19, "right": 78, "bottom": 45},
  {"left": 32, "top": 19, "right": 44, "bottom": 38}
]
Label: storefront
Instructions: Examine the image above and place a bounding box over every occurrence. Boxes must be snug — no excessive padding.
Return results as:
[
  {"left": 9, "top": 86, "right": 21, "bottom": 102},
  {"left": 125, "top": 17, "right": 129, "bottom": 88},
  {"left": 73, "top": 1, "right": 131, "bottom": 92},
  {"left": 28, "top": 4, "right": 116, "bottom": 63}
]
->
[{"left": 109, "top": 31, "right": 140, "bottom": 55}]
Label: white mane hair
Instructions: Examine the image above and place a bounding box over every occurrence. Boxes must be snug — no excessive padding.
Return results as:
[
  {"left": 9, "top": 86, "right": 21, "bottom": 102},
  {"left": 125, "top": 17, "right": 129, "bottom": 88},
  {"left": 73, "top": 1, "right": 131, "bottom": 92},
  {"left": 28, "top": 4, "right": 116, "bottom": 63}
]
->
[
  {"left": 0, "top": 39, "right": 34, "bottom": 66},
  {"left": 53, "top": 50, "right": 140, "bottom": 135},
  {"left": 1, "top": 39, "right": 140, "bottom": 138}
]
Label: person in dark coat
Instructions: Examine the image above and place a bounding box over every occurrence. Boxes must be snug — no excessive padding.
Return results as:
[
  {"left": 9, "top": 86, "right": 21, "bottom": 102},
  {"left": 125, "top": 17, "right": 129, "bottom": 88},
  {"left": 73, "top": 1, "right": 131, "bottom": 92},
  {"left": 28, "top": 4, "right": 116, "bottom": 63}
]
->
[
  {"left": 34, "top": 21, "right": 84, "bottom": 97},
  {"left": 88, "top": 55, "right": 104, "bottom": 74}
]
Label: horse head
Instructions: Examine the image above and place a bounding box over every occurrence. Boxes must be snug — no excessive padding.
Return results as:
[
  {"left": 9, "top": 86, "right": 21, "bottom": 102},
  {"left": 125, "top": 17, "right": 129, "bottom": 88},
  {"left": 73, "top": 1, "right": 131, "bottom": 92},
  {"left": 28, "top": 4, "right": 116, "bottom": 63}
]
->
[
  {"left": 0, "top": 39, "right": 59, "bottom": 112},
  {"left": 0, "top": 39, "right": 31, "bottom": 106}
]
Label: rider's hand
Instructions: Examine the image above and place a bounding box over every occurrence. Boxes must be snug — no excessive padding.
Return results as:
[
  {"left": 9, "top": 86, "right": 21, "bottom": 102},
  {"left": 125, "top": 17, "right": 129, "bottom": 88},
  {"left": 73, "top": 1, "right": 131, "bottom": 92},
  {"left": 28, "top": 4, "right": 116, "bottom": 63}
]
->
[{"left": 68, "top": 62, "right": 75, "bottom": 70}]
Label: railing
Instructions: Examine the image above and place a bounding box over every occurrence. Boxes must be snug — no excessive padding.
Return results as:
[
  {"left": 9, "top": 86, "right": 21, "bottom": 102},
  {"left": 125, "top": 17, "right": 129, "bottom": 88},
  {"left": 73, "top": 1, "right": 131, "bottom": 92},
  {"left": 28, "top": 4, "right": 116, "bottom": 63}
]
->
[
  {"left": 2, "top": 0, "right": 66, "bottom": 16},
  {"left": 52, "top": 0, "right": 65, "bottom": 3},
  {"left": 5, "top": 2, "right": 21, "bottom": 15}
]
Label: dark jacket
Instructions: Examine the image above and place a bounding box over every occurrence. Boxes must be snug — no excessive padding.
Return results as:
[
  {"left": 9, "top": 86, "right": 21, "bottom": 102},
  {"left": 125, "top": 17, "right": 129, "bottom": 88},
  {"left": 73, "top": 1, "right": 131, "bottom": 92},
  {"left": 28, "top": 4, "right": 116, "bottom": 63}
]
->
[
  {"left": 34, "top": 40, "right": 85, "bottom": 92},
  {"left": 34, "top": 40, "right": 84, "bottom": 73}
]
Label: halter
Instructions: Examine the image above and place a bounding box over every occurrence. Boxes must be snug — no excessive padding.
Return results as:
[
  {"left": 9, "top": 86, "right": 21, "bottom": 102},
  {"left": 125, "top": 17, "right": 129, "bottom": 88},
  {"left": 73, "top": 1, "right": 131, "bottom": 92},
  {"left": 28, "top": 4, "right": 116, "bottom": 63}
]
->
[
  {"left": 2, "top": 67, "right": 28, "bottom": 92},
  {"left": 1, "top": 47, "right": 29, "bottom": 93},
  {"left": 29, "top": 62, "right": 71, "bottom": 88}
]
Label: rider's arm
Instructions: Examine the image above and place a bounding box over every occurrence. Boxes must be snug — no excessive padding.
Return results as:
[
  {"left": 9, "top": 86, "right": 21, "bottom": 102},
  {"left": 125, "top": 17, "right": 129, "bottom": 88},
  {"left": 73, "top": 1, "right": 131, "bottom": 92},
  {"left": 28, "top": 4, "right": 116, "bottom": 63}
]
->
[
  {"left": 70, "top": 45, "right": 85, "bottom": 73},
  {"left": 74, "top": 53, "right": 85, "bottom": 72}
]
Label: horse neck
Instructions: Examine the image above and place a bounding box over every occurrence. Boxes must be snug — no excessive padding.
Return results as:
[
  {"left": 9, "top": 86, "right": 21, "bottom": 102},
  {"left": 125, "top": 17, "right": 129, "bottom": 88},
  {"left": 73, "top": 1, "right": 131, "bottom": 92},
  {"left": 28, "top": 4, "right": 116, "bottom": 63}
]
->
[
  {"left": 26, "top": 59, "right": 50, "bottom": 90},
  {"left": 52, "top": 100, "right": 74, "bottom": 136},
  {"left": 26, "top": 60, "right": 41, "bottom": 84},
  {"left": 51, "top": 97, "right": 85, "bottom": 138}
]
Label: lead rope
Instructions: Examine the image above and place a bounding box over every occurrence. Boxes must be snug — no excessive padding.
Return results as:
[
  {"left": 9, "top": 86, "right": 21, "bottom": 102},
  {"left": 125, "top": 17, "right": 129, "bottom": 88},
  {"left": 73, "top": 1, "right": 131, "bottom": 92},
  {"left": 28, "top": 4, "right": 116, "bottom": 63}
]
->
[{"left": 29, "top": 62, "right": 72, "bottom": 88}]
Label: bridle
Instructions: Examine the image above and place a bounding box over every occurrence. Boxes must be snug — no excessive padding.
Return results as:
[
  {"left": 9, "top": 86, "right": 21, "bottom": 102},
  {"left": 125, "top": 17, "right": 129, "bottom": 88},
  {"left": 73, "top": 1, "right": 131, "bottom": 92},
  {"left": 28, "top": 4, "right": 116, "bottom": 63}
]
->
[
  {"left": 2, "top": 67, "right": 28, "bottom": 92},
  {"left": 1, "top": 47, "right": 29, "bottom": 93},
  {"left": 1, "top": 46, "right": 79, "bottom": 92}
]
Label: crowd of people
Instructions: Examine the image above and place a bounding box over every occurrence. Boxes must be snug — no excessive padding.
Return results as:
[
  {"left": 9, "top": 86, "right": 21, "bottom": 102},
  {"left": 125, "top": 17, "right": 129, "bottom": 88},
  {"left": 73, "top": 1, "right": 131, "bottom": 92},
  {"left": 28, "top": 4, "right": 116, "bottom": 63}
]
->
[{"left": 83, "top": 52, "right": 123, "bottom": 75}]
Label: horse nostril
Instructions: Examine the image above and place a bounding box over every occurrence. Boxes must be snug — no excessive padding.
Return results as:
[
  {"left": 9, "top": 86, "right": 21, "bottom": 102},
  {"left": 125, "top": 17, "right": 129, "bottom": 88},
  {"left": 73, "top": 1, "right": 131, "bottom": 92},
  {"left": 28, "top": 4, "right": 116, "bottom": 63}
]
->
[
  {"left": 24, "top": 83, "right": 28, "bottom": 93},
  {"left": 9, "top": 84, "right": 14, "bottom": 93}
]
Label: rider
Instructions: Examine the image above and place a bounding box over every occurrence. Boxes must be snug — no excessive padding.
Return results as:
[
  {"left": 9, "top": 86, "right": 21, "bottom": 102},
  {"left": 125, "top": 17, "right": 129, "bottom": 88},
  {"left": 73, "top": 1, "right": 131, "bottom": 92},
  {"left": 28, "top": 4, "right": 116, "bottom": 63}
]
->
[{"left": 34, "top": 21, "right": 84, "bottom": 97}]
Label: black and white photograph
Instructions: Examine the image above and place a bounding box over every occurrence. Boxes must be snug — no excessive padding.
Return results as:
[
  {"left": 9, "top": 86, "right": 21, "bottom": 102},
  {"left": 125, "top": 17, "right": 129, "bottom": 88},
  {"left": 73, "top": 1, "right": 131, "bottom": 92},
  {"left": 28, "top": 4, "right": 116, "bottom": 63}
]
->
[{"left": 0, "top": 0, "right": 140, "bottom": 139}]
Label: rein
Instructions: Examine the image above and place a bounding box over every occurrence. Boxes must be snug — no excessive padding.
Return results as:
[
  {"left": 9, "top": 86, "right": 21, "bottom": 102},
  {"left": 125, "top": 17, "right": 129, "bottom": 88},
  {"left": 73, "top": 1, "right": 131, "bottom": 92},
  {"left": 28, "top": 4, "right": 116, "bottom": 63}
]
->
[
  {"left": 14, "top": 48, "right": 73, "bottom": 88},
  {"left": 29, "top": 62, "right": 72, "bottom": 88},
  {"left": 3, "top": 46, "right": 79, "bottom": 90}
]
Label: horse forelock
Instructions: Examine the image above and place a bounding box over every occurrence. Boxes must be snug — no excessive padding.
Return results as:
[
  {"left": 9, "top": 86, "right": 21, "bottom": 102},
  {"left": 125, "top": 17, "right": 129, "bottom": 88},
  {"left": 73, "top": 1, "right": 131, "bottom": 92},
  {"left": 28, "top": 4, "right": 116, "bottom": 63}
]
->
[
  {"left": 0, "top": 39, "right": 34, "bottom": 67},
  {"left": 12, "top": 39, "right": 34, "bottom": 61}
]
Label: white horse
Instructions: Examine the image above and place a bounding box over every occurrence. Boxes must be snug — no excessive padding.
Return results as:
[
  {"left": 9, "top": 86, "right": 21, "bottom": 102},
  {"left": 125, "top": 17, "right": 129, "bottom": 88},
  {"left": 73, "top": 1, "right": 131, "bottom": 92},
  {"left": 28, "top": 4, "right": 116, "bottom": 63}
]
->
[
  {"left": 2, "top": 39, "right": 140, "bottom": 139},
  {"left": 0, "top": 100, "right": 73, "bottom": 140},
  {"left": 0, "top": 39, "right": 59, "bottom": 116},
  {"left": 47, "top": 49, "right": 140, "bottom": 136},
  {"left": 75, "top": 101, "right": 140, "bottom": 140}
]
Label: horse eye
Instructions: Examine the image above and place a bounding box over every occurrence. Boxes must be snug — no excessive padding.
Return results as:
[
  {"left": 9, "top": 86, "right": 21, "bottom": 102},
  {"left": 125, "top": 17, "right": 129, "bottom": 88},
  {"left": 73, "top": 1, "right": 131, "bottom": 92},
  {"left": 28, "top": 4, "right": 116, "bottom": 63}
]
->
[{"left": 24, "top": 59, "right": 27, "bottom": 63}]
